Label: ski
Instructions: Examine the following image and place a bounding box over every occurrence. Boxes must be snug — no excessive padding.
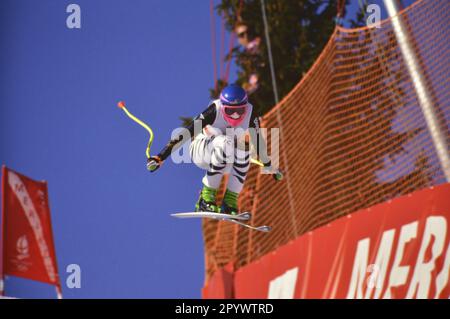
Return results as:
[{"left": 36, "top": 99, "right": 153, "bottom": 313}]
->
[
  {"left": 225, "top": 218, "right": 272, "bottom": 233},
  {"left": 171, "top": 211, "right": 251, "bottom": 221},
  {"left": 171, "top": 211, "right": 270, "bottom": 232}
]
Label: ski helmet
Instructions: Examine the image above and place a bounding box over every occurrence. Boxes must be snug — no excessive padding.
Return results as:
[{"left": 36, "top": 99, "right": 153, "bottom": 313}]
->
[{"left": 219, "top": 84, "right": 248, "bottom": 127}]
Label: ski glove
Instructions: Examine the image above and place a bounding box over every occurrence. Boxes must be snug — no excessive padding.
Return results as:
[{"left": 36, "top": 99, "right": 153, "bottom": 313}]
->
[{"left": 147, "top": 156, "right": 162, "bottom": 172}]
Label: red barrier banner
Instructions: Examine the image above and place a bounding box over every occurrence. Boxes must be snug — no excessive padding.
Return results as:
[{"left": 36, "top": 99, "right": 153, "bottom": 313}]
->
[
  {"left": 1, "top": 166, "right": 61, "bottom": 295},
  {"left": 205, "top": 184, "right": 450, "bottom": 299}
]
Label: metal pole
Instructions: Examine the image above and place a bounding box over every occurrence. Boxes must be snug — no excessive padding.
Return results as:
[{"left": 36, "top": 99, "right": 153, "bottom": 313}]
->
[
  {"left": 260, "top": 0, "right": 298, "bottom": 235},
  {"left": 383, "top": 0, "right": 450, "bottom": 182},
  {"left": 0, "top": 166, "right": 5, "bottom": 297},
  {"left": 56, "top": 286, "right": 63, "bottom": 299},
  {"left": 260, "top": 0, "right": 279, "bottom": 104}
]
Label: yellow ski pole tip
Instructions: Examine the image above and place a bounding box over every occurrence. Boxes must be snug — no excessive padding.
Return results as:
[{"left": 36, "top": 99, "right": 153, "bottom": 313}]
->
[{"left": 117, "top": 101, "right": 126, "bottom": 108}]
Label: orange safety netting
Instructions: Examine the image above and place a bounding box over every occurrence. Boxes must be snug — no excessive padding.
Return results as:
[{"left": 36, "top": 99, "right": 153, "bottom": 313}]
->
[{"left": 203, "top": 0, "right": 450, "bottom": 282}]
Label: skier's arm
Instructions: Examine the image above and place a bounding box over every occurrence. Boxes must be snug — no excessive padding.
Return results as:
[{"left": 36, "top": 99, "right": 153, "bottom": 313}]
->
[
  {"left": 249, "top": 114, "right": 272, "bottom": 168},
  {"left": 150, "top": 103, "right": 216, "bottom": 168}
]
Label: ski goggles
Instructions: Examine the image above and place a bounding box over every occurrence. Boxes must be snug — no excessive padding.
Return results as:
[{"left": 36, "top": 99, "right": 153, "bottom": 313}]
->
[{"left": 223, "top": 105, "right": 247, "bottom": 116}]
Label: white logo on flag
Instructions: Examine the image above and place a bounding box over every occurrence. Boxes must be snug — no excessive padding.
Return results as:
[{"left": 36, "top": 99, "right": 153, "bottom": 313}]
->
[
  {"left": 16, "top": 235, "right": 30, "bottom": 260},
  {"left": 13, "top": 235, "right": 32, "bottom": 272}
]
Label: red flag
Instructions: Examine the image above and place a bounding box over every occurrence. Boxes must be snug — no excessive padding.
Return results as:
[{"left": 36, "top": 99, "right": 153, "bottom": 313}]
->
[{"left": 1, "top": 166, "right": 61, "bottom": 296}]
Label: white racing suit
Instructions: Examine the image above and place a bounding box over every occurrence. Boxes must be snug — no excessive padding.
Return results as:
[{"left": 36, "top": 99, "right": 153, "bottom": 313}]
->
[{"left": 157, "top": 99, "right": 271, "bottom": 193}]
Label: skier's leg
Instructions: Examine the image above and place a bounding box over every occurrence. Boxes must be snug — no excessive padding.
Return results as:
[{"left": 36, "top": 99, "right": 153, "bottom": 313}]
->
[
  {"left": 222, "top": 145, "right": 250, "bottom": 215},
  {"left": 190, "top": 134, "right": 234, "bottom": 212},
  {"left": 202, "top": 135, "right": 234, "bottom": 189},
  {"left": 190, "top": 134, "right": 218, "bottom": 212}
]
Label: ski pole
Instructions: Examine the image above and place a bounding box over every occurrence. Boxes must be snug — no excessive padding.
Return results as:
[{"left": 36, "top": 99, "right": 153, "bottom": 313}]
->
[
  {"left": 117, "top": 101, "right": 154, "bottom": 159},
  {"left": 251, "top": 158, "right": 265, "bottom": 167},
  {"left": 117, "top": 101, "right": 283, "bottom": 180}
]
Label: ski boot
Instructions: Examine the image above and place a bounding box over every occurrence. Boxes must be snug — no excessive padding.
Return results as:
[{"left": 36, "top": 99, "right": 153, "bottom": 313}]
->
[
  {"left": 220, "top": 189, "right": 239, "bottom": 216},
  {"left": 195, "top": 185, "right": 220, "bottom": 213}
]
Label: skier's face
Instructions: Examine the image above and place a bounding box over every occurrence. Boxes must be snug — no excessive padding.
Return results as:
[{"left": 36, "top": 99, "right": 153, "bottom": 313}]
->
[
  {"left": 224, "top": 105, "right": 246, "bottom": 119},
  {"left": 222, "top": 104, "right": 248, "bottom": 127}
]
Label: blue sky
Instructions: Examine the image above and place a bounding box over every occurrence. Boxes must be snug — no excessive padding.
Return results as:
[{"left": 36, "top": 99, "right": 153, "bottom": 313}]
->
[{"left": 0, "top": 0, "right": 416, "bottom": 298}]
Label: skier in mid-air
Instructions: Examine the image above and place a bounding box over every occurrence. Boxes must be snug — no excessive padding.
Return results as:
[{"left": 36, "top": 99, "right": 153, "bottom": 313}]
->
[{"left": 146, "top": 84, "right": 273, "bottom": 216}]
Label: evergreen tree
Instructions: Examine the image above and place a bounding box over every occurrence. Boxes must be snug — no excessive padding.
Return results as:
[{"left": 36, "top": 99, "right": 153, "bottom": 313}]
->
[{"left": 216, "top": 0, "right": 342, "bottom": 116}]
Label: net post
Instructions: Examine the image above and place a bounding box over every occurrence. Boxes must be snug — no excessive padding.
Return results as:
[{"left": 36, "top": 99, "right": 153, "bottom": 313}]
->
[
  {"left": 260, "top": 1, "right": 299, "bottom": 234},
  {"left": 383, "top": 0, "right": 450, "bottom": 182}
]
